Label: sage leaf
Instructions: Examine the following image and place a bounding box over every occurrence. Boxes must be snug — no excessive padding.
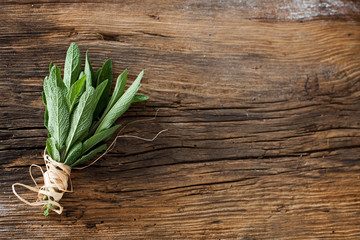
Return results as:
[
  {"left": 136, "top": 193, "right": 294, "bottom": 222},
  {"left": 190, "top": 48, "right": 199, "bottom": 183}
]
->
[
  {"left": 132, "top": 94, "right": 149, "bottom": 103},
  {"left": 94, "top": 68, "right": 101, "bottom": 86},
  {"left": 87, "top": 80, "right": 108, "bottom": 134},
  {"left": 78, "top": 72, "right": 86, "bottom": 98},
  {"left": 42, "top": 90, "right": 47, "bottom": 106},
  {"left": 43, "top": 66, "right": 69, "bottom": 148},
  {"left": 101, "top": 70, "right": 127, "bottom": 121},
  {"left": 85, "top": 51, "right": 93, "bottom": 89},
  {"left": 53, "top": 66, "right": 63, "bottom": 88},
  {"left": 70, "top": 144, "right": 107, "bottom": 167},
  {"left": 46, "top": 65, "right": 66, "bottom": 92},
  {"left": 64, "top": 43, "right": 81, "bottom": 88},
  {"left": 82, "top": 124, "right": 120, "bottom": 155},
  {"left": 42, "top": 90, "right": 49, "bottom": 129},
  {"left": 44, "top": 108, "right": 49, "bottom": 130},
  {"left": 66, "top": 74, "right": 86, "bottom": 113},
  {"left": 96, "top": 59, "right": 113, "bottom": 87},
  {"left": 63, "top": 142, "right": 82, "bottom": 165},
  {"left": 49, "top": 62, "right": 53, "bottom": 74},
  {"left": 94, "top": 59, "right": 113, "bottom": 118},
  {"left": 44, "top": 82, "right": 70, "bottom": 149},
  {"left": 46, "top": 137, "right": 60, "bottom": 162},
  {"left": 93, "top": 79, "right": 108, "bottom": 112},
  {"left": 79, "top": 71, "right": 85, "bottom": 79},
  {"left": 96, "top": 71, "right": 143, "bottom": 133},
  {"left": 65, "top": 87, "right": 95, "bottom": 154}
]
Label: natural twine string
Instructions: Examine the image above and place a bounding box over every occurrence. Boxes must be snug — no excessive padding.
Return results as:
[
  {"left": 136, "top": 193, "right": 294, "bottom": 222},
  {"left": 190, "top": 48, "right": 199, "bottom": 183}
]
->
[
  {"left": 12, "top": 149, "right": 72, "bottom": 214},
  {"left": 75, "top": 129, "right": 168, "bottom": 170},
  {"left": 74, "top": 109, "right": 167, "bottom": 170}
]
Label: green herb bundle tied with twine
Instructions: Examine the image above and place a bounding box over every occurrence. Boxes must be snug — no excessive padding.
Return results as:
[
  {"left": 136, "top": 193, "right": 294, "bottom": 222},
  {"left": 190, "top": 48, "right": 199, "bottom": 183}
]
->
[{"left": 12, "top": 43, "right": 149, "bottom": 215}]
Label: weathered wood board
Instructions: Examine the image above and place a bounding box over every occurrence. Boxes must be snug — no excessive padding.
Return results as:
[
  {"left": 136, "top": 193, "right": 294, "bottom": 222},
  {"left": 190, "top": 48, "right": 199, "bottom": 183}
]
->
[{"left": 1, "top": 0, "right": 360, "bottom": 239}]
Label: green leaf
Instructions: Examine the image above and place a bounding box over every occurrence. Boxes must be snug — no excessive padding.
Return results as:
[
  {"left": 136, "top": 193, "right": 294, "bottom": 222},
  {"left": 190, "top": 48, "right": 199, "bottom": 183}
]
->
[
  {"left": 49, "top": 62, "right": 53, "bottom": 74},
  {"left": 93, "top": 59, "right": 113, "bottom": 118},
  {"left": 42, "top": 83, "right": 50, "bottom": 130},
  {"left": 79, "top": 71, "right": 85, "bottom": 79},
  {"left": 64, "top": 43, "right": 81, "bottom": 88},
  {"left": 66, "top": 75, "right": 86, "bottom": 113},
  {"left": 82, "top": 124, "right": 120, "bottom": 155},
  {"left": 132, "top": 94, "right": 149, "bottom": 103},
  {"left": 54, "top": 66, "right": 62, "bottom": 86},
  {"left": 96, "top": 71, "right": 144, "bottom": 133},
  {"left": 93, "top": 79, "right": 108, "bottom": 113},
  {"left": 44, "top": 67, "right": 70, "bottom": 149},
  {"left": 46, "top": 137, "right": 60, "bottom": 162},
  {"left": 43, "top": 66, "right": 71, "bottom": 148},
  {"left": 47, "top": 65, "right": 66, "bottom": 92},
  {"left": 70, "top": 144, "right": 107, "bottom": 167},
  {"left": 78, "top": 127, "right": 91, "bottom": 143},
  {"left": 44, "top": 107, "right": 49, "bottom": 130},
  {"left": 42, "top": 90, "right": 47, "bottom": 106},
  {"left": 87, "top": 80, "right": 108, "bottom": 135},
  {"left": 93, "top": 68, "right": 102, "bottom": 86},
  {"left": 63, "top": 142, "right": 82, "bottom": 165},
  {"left": 42, "top": 90, "right": 50, "bottom": 130},
  {"left": 97, "top": 59, "right": 113, "bottom": 87},
  {"left": 101, "top": 70, "right": 127, "bottom": 120},
  {"left": 78, "top": 72, "right": 86, "bottom": 98},
  {"left": 46, "top": 87, "right": 70, "bottom": 149},
  {"left": 85, "top": 51, "right": 93, "bottom": 89},
  {"left": 65, "top": 87, "right": 95, "bottom": 154}
]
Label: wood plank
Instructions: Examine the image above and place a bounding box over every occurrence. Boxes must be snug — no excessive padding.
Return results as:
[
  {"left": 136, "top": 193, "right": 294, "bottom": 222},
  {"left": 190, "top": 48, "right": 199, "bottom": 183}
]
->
[{"left": 1, "top": 0, "right": 360, "bottom": 239}]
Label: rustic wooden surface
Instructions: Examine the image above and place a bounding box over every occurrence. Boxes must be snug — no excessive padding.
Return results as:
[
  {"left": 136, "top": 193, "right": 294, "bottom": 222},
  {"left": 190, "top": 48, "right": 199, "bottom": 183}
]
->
[{"left": 1, "top": 0, "right": 360, "bottom": 239}]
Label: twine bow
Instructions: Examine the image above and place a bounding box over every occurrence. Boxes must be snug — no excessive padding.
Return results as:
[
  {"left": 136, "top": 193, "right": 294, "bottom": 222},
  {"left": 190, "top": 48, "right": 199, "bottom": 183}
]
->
[{"left": 12, "top": 149, "right": 72, "bottom": 214}]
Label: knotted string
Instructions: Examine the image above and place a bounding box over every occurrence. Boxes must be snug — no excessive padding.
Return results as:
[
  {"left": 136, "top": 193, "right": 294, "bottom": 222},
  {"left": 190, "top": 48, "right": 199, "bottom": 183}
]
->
[{"left": 12, "top": 149, "right": 72, "bottom": 214}]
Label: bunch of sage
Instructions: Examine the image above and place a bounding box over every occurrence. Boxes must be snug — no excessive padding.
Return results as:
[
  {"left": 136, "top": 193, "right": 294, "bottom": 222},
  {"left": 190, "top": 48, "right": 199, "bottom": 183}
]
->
[{"left": 12, "top": 43, "right": 148, "bottom": 215}]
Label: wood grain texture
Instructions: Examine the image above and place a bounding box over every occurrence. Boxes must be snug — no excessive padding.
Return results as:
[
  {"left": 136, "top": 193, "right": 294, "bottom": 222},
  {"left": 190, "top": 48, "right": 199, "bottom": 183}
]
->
[{"left": 1, "top": 0, "right": 360, "bottom": 239}]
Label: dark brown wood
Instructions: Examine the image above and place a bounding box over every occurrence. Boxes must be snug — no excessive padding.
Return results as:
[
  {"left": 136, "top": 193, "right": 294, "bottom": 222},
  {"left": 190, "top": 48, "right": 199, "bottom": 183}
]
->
[{"left": 1, "top": 0, "right": 360, "bottom": 239}]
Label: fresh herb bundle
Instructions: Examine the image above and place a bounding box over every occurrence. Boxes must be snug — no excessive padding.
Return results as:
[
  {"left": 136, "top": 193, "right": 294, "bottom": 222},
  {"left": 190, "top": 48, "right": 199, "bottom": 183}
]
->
[{"left": 13, "top": 43, "right": 148, "bottom": 215}]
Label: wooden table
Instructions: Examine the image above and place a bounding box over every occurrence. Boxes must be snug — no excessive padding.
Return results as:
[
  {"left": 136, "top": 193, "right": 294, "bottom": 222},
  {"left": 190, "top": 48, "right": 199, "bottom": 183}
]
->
[{"left": 1, "top": 1, "right": 360, "bottom": 239}]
